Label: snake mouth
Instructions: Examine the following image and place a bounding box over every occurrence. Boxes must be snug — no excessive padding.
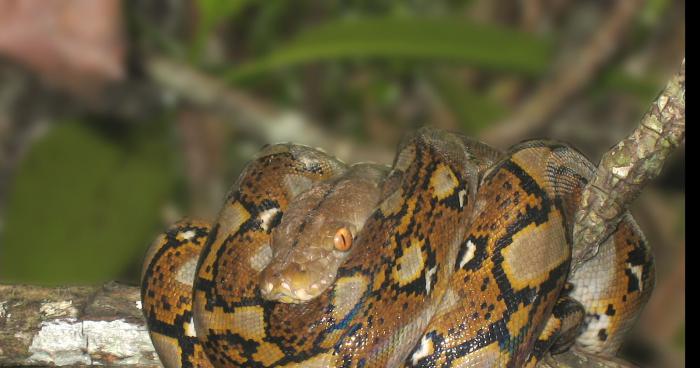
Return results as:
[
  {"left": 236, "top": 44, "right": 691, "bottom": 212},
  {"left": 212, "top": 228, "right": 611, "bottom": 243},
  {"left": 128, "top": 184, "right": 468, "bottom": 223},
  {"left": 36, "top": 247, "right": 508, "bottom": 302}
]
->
[
  {"left": 258, "top": 263, "right": 331, "bottom": 303},
  {"left": 259, "top": 277, "right": 326, "bottom": 303}
]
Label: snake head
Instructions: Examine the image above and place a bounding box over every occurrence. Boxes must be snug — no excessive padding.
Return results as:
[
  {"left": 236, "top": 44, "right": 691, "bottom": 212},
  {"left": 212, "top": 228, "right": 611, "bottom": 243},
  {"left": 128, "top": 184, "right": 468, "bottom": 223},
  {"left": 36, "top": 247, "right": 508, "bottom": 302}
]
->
[
  {"left": 258, "top": 227, "right": 352, "bottom": 303},
  {"left": 258, "top": 164, "right": 386, "bottom": 303}
]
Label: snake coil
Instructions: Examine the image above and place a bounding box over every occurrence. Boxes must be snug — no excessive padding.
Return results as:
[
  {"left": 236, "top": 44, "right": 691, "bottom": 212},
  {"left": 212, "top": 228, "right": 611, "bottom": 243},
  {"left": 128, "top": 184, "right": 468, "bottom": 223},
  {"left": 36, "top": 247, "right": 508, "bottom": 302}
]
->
[{"left": 141, "top": 128, "right": 654, "bottom": 367}]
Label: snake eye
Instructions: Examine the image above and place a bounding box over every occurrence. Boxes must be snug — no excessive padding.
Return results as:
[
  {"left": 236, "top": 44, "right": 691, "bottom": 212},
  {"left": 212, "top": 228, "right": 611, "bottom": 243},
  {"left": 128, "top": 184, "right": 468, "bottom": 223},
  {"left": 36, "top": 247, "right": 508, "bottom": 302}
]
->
[{"left": 333, "top": 227, "right": 353, "bottom": 251}]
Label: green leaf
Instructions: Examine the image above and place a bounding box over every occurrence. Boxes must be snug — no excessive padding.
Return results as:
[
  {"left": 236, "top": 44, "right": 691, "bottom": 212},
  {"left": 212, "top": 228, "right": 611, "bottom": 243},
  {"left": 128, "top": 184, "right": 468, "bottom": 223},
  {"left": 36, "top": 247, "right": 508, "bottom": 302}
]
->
[
  {"left": 225, "top": 17, "right": 553, "bottom": 81},
  {"left": 1, "top": 121, "right": 175, "bottom": 285}
]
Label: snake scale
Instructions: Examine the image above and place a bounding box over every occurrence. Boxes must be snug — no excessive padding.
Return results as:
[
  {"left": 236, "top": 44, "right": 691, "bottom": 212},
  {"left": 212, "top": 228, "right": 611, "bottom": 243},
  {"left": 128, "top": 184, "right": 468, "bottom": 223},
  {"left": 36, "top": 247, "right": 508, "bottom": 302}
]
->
[{"left": 141, "top": 128, "right": 654, "bottom": 367}]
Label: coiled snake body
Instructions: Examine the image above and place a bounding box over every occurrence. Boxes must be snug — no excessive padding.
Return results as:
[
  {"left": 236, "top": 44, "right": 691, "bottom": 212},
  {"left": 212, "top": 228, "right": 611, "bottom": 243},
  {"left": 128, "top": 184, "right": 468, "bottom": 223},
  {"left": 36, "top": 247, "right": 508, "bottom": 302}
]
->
[{"left": 141, "top": 128, "right": 654, "bottom": 367}]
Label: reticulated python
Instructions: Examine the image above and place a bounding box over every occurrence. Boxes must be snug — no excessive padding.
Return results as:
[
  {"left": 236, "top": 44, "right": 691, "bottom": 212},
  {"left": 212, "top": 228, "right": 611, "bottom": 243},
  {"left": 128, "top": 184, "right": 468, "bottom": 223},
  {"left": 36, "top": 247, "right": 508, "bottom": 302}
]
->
[{"left": 141, "top": 128, "right": 654, "bottom": 367}]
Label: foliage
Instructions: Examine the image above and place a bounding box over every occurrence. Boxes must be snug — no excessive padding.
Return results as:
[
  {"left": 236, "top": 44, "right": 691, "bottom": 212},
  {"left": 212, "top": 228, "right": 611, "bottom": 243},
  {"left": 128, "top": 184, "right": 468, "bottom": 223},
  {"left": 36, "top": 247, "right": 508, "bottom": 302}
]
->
[{"left": 1, "top": 120, "right": 176, "bottom": 285}]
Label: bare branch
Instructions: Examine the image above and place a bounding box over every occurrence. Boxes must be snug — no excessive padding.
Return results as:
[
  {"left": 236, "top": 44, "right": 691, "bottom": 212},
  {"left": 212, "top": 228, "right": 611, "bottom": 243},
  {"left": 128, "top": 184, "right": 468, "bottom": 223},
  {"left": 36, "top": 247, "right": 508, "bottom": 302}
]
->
[{"left": 572, "top": 59, "right": 685, "bottom": 267}]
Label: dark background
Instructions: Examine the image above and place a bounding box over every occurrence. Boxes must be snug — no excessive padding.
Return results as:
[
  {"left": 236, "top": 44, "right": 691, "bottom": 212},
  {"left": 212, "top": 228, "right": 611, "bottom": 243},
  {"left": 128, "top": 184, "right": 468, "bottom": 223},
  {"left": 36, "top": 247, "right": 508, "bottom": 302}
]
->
[{"left": 0, "top": 1, "right": 684, "bottom": 366}]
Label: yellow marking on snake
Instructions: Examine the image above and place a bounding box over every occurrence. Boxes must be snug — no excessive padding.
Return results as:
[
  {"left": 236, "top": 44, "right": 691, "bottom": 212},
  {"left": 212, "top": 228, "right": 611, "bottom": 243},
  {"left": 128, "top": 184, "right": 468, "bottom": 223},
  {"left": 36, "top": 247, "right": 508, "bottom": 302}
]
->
[
  {"left": 253, "top": 342, "right": 285, "bottom": 366},
  {"left": 429, "top": 163, "right": 459, "bottom": 200},
  {"left": 507, "top": 305, "right": 531, "bottom": 335},
  {"left": 394, "top": 238, "right": 425, "bottom": 285},
  {"left": 501, "top": 210, "right": 568, "bottom": 290}
]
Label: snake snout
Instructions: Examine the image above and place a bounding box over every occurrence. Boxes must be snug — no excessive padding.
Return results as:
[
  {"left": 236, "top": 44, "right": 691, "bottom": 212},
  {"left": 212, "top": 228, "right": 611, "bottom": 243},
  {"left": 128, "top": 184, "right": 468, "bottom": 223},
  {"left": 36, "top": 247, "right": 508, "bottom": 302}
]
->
[{"left": 259, "top": 263, "right": 323, "bottom": 303}]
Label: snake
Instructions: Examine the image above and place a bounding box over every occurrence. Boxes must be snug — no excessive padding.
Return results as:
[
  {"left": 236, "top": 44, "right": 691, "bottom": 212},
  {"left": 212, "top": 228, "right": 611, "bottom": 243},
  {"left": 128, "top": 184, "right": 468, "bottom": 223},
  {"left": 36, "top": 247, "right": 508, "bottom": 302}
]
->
[{"left": 140, "top": 127, "right": 654, "bottom": 367}]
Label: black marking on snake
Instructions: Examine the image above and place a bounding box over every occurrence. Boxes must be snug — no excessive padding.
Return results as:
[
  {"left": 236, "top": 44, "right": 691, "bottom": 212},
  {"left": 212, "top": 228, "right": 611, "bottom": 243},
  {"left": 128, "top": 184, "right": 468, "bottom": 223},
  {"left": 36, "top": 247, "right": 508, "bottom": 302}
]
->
[
  {"left": 623, "top": 240, "right": 649, "bottom": 293},
  {"left": 256, "top": 198, "right": 283, "bottom": 233},
  {"left": 488, "top": 160, "right": 555, "bottom": 313},
  {"left": 444, "top": 318, "right": 512, "bottom": 364},
  {"left": 605, "top": 304, "right": 616, "bottom": 316},
  {"left": 205, "top": 332, "right": 265, "bottom": 367},
  {"left": 598, "top": 328, "right": 608, "bottom": 341}
]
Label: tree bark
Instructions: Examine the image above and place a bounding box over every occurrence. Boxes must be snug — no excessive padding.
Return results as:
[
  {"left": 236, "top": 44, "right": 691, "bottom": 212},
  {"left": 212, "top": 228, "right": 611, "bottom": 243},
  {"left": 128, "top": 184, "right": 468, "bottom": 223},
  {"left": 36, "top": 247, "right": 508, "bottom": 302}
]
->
[{"left": 0, "top": 282, "right": 160, "bottom": 367}]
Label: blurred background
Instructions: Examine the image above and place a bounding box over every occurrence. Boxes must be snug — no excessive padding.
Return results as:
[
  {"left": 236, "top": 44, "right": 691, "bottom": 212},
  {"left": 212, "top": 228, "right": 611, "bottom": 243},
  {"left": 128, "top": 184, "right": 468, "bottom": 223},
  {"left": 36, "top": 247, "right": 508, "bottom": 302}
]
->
[{"left": 0, "top": 0, "right": 683, "bottom": 366}]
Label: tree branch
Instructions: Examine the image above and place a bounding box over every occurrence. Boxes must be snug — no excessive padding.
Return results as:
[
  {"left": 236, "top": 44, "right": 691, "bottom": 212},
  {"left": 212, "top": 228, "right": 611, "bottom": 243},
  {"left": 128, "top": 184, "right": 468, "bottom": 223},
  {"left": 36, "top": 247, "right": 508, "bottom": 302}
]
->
[
  {"left": 0, "top": 282, "right": 160, "bottom": 367},
  {"left": 572, "top": 58, "right": 685, "bottom": 268}
]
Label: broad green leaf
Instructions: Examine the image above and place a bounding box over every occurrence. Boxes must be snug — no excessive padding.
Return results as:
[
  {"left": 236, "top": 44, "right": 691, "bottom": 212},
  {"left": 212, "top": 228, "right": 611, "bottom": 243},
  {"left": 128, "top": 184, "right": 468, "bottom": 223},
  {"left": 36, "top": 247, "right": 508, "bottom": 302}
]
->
[
  {"left": 1, "top": 121, "right": 175, "bottom": 285},
  {"left": 225, "top": 17, "right": 553, "bottom": 81}
]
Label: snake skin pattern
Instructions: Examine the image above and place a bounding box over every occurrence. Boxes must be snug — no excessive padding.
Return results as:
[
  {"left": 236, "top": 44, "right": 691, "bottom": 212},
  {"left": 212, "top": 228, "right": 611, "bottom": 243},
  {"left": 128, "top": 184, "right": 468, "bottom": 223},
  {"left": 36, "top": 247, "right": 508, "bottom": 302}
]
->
[{"left": 141, "top": 128, "right": 654, "bottom": 367}]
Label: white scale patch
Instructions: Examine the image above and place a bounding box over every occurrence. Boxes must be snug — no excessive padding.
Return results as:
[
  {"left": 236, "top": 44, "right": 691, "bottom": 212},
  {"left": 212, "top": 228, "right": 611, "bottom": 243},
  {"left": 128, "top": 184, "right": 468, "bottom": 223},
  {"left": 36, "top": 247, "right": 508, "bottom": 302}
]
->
[
  {"left": 411, "top": 334, "right": 435, "bottom": 365},
  {"left": 578, "top": 313, "right": 611, "bottom": 347},
  {"left": 181, "top": 230, "right": 195, "bottom": 240},
  {"left": 425, "top": 266, "right": 437, "bottom": 295},
  {"left": 458, "top": 240, "right": 476, "bottom": 269},
  {"left": 259, "top": 207, "right": 281, "bottom": 232},
  {"left": 175, "top": 257, "right": 199, "bottom": 285},
  {"left": 250, "top": 244, "right": 273, "bottom": 272},
  {"left": 184, "top": 317, "right": 197, "bottom": 337},
  {"left": 627, "top": 263, "right": 644, "bottom": 291},
  {"left": 458, "top": 189, "right": 467, "bottom": 208}
]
